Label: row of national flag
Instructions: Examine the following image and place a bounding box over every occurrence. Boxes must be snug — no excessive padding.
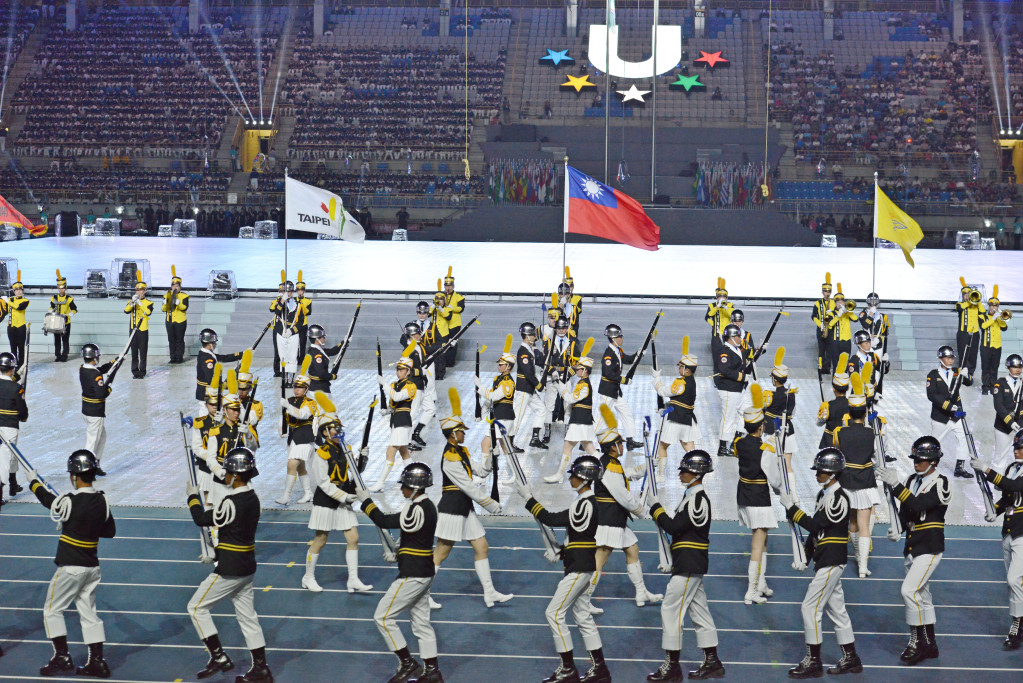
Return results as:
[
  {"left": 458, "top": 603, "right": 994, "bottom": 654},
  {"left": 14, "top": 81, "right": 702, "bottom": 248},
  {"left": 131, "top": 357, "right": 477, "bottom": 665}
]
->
[
  {"left": 694, "top": 161, "right": 769, "bottom": 208},
  {"left": 488, "top": 159, "right": 558, "bottom": 205}
]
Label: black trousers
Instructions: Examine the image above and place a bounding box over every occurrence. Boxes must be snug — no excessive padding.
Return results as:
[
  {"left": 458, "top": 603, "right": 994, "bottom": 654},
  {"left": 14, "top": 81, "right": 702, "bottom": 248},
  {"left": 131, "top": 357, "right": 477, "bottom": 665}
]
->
[
  {"left": 298, "top": 325, "right": 308, "bottom": 362},
  {"left": 816, "top": 333, "right": 829, "bottom": 372},
  {"left": 981, "top": 345, "right": 1002, "bottom": 391},
  {"left": 166, "top": 320, "right": 186, "bottom": 362},
  {"left": 272, "top": 330, "right": 281, "bottom": 375},
  {"left": 7, "top": 326, "right": 26, "bottom": 366},
  {"left": 825, "top": 339, "right": 850, "bottom": 376},
  {"left": 956, "top": 330, "right": 980, "bottom": 380},
  {"left": 54, "top": 323, "right": 71, "bottom": 360},
  {"left": 445, "top": 325, "right": 460, "bottom": 367},
  {"left": 130, "top": 329, "right": 149, "bottom": 377}
]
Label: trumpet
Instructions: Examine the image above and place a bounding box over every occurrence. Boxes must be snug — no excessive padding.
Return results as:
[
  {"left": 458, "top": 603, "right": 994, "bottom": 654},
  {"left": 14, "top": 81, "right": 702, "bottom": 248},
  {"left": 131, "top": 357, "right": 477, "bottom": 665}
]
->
[
  {"left": 968, "top": 289, "right": 983, "bottom": 304},
  {"left": 1001, "top": 309, "right": 1013, "bottom": 321},
  {"left": 844, "top": 300, "right": 857, "bottom": 313}
]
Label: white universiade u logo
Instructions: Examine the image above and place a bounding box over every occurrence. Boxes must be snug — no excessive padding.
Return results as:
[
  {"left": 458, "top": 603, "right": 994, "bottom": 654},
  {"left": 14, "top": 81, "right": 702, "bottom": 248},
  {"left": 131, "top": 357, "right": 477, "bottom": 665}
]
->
[{"left": 588, "top": 24, "right": 682, "bottom": 79}]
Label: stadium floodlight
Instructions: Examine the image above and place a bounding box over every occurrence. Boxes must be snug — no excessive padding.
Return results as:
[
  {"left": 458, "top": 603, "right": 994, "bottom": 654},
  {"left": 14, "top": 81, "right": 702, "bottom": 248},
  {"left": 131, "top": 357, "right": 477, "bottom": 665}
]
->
[
  {"left": 985, "top": 218, "right": 993, "bottom": 228},
  {"left": 116, "top": 205, "right": 124, "bottom": 215}
]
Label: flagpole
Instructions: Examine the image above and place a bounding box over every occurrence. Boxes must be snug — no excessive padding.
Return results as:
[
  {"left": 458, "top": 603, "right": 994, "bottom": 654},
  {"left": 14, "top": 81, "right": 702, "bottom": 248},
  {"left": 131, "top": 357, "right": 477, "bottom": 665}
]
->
[
  {"left": 563, "top": 156, "right": 569, "bottom": 275},
  {"left": 872, "top": 171, "right": 878, "bottom": 294},
  {"left": 604, "top": 1, "right": 611, "bottom": 184},
  {"left": 650, "top": 0, "right": 658, "bottom": 202},
  {"left": 284, "top": 167, "right": 290, "bottom": 277}
]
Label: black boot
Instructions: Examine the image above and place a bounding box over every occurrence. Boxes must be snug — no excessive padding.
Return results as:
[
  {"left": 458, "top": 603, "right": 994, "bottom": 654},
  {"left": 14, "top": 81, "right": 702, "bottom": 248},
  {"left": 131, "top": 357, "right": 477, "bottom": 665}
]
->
[
  {"left": 900, "top": 626, "right": 926, "bottom": 665},
  {"left": 826, "top": 642, "right": 862, "bottom": 675},
  {"left": 689, "top": 647, "right": 726, "bottom": 679},
  {"left": 626, "top": 437, "right": 644, "bottom": 451},
  {"left": 235, "top": 647, "right": 272, "bottom": 682},
  {"left": 388, "top": 653, "right": 423, "bottom": 683},
  {"left": 646, "top": 653, "right": 683, "bottom": 682},
  {"left": 40, "top": 637, "right": 74, "bottom": 676},
  {"left": 541, "top": 424, "right": 552, "bottom": 447},
  {"left": 8, "top": 473, "right": 21, "bottom": 496},
  {"left": 885, "top": 454, "right": 897, "bottom": 463},
  {"left": 542, "top": 664, "right": 581, "bottom": 683},
  {"left": 409, "top": 661, "right": 444, "bottom": 683},
  {"left": 76, "top": 642, "right": 111, "bottom": 678},
  {"left": 923, "top": 623, "right": 939, "bottom": 659},
  {"left": 530, "top": 428, "right": 544, "bottom": 449},
  {"left": 0, "top": 482, "right": 6, "bottom": 506},
  {"left": 197, "top": 635, "right": 234, "bottom": 679},
  {"left": 717, "top": 440, "right": 730, "bottom": 458},
  {"left": 411, "top": 424, "right": 427, "bottom": 447},
  {"left": 579, "top": 649, "right": 610, "bottom": 683},
  {"left": 954, "top": 460, "right": 974, "bottom": 479},
  {"left": 1005, "top": 617, "right": 1023, "bottom": 650},
  {"left": 788, "top": 643, "right": 823, "bottom": 678},
  {"left": 510, "top": 436, "right": 525, "bottom": 454}
]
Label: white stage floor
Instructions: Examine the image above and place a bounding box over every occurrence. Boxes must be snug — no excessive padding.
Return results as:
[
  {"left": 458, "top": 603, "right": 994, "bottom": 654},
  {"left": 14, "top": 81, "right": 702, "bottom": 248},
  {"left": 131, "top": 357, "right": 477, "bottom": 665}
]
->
[{"left": 4, "top": 236, "right": 1022, "bottom": 301}]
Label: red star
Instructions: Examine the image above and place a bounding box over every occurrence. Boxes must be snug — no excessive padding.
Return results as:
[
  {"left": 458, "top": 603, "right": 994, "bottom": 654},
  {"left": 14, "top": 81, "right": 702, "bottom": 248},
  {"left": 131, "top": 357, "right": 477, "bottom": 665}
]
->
[{"left": 695, "top": 51, "right": 729, "bottom": 68}]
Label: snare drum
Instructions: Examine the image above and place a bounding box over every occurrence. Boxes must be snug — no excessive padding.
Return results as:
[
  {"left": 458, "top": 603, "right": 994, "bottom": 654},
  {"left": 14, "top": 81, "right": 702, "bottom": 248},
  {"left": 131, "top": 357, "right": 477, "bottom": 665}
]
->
[{"left": 43, "top": 312, "right": 66, "bottom": 334}]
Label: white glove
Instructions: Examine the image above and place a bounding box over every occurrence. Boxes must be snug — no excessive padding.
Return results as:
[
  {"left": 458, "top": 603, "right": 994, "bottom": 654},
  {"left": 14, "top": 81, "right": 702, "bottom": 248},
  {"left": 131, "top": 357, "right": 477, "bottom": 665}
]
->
[
  {"left": 651, "top": 367, "right": 661, "bottom": 380},
  {"left": 279, "top": 397, "right": 289, "bottom": 409},
  {"left": 376, "top": 375, "right": 387, "bottom": 386},
  {"left": 1011, "top": 422, "right": 1021, "bottom": 433},
  {"left": 876, "top": 467, "right": 899, "bottom": 488},
  {"left": 360, "top": 446, "right": 370, "bottom": 458},
  {"left": 628, "top": 462, "right": 647, "bottom": 481},
  {"left": 473, "top": 375, "right": 482, "bottom": 388},
  {"left": 483, "top": 499, "right": 502, "bottom": 515},
  {"left": 513, "top": 481, "right": 532, "bottom": 499},
  {"left": 131, "top": 294, "right": 139, "bottom": 302},
  {"left": 186, "top": 481, "right": 198, "bottom": 497},
  {"left": 355, "top": 485, "right": 371, "bottom": 503},
  {"left": 969, "top": 457, "right": 990, "bottom": 473},
  {"left": 647, "top": 492, "right": 661, "bottom": 510},
  {"left": 882, "top": 352, "right": 890, "bottom": 362},
  {"left": 779, "top": 492, "right": 797, "bottom": 509},
  {"left": 342, "top": 493, "right": 359, "bottom": 505},
  {"left": 984, "top": 511, "right": 998, "bottom": 523},
  {"left": 887, "top": 527, "right": 901, "bottom": 542},
  {"left": 792, "top": 561, "right": 808, "bottom": 572}
]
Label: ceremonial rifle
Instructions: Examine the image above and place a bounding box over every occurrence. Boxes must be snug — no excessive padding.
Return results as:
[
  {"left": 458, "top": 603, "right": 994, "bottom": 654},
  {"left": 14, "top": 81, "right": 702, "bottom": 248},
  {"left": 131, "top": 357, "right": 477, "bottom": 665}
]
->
[
  {"left": 17, "top": 323, "right": 30, "bottom": 392},
  {"left": 0, "top": 431, "right": 57, "bottom": 497},
  {"left": 422, "top": 314, "right": 480, "bottom": 367},
  {"left": 375, "top": 339, "right": 387, "bottom": 408},
  {"left": 641, "top": 413, "right": 674, "bottom": 573},
  {"left": 651, "top": 332, "right": 664, "bottom": 410},
  {"left": 357, "top": 398, "right": 377, "bottom": 473},
  {"left": 860, "top": 364, "right": 903, "bottom": 536},
  {"left": 235, "top": 378, "right": 260, "bottom": 450},
  {"left": 961, "top": 410, "right": 998, "bottom": 518},
  {"left": 474, "top": 343, "right": 483, "bottom": 421},
  {"left": 250, "top": 318, "right": 274, "bottom": 351},
  {"left": 745, "top": 306, "right": 789, "bottom": 388},
  {"left": 178, "top": 412, "right": 216, "bottom": 563},
  {"left": 105, "top": 319, "right": 143, "bottom": 386},
  {"left": 339, "top": 428, "right": 398, "bottom": 562},
  {"left": 489, "top": 421, "right": 500, "bottom": 503},
  {"left": 875, "top": 332, "right": 889, "bottom": 398},
  {"left": 329, "top": 301, "right": 362, "bottom": 375},
  {"left": 622, "top": 311, "right": 663, "bottom": 384},
  {"left": 495, "top": 420, "right": 561, "bottom": 563},
  {"left": 775, "top": 394, "right": 809, "bottom": 570}
]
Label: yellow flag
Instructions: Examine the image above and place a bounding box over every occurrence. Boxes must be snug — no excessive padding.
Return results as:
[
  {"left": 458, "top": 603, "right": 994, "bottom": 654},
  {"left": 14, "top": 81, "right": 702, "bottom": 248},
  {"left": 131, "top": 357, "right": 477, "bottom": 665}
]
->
[{"left": 874, "top": 183, "right": 923, "bottom": 267}]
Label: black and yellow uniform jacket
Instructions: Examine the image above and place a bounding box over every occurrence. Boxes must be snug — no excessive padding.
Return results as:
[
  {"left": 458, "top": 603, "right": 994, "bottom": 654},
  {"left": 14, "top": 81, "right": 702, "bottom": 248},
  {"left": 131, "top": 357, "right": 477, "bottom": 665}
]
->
[
  {"left": 526, "top": 490, "right": 598, "bottom": 575},
  {"left": 124, "top": 297, "right": 153, "bottom": 332},
  {"left": 0, "top": 375, "right": 28, "bottom": 428},
  {"left": 32, "top": 483, "right": 116, "bottom": 567},
  {"left": 892, "top": 470, "right": 950, "bottom": 558},
  {"left": 79, "top": 362, "right": 113, "bottom": 418},
  {"left": 651, "top": 483, "right": 711, "bottom": 576},
  {"left": 786, "top": 484, "right": 850, "bottom": 571},
  {"left": 988, "top": 461, "right": 1023, "bottom": 539},
  {"left": 189, "top": 486, "right": 260, "bottom": 577},
  {"left": 362, "top": 492, "right": 437, "bottom": 578},
  {"left": 161, "top": 290, "right": 189, "bottom": 323}
]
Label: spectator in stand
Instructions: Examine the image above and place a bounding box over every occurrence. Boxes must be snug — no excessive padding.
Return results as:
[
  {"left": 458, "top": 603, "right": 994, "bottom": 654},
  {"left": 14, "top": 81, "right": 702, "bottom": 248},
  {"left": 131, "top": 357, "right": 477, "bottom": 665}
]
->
[
  {"left": 395, "top": 207, "right": 409, "bottom": 232},
  {"left": 1014, "top": 216, "right": 1023, "bottom": 250}
]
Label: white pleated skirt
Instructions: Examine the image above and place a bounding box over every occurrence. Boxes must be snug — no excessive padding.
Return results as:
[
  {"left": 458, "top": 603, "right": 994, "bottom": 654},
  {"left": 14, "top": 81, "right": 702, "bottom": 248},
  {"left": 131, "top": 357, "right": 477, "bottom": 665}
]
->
[
  {"left": 738, "top": 505, "right": 778, "bottom": 530},
  {"left": 308, "top": 504, "right": 358, "bottom": 532},
  {"left": 436, "top": 510, "right": 486, "bottom": 542},
  {"left": 595, "top": 525, "right": 638, "bottom": 549}
]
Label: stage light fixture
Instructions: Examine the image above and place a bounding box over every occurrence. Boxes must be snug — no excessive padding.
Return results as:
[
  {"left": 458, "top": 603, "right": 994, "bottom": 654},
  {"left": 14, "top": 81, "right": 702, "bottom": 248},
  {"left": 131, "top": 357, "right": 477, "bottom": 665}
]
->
[
  {"left": 116, "top": 205, "right": 124, "bottom": 215},
  {"left": 984, "top": 218, "right": 993, "bottom": 228}
]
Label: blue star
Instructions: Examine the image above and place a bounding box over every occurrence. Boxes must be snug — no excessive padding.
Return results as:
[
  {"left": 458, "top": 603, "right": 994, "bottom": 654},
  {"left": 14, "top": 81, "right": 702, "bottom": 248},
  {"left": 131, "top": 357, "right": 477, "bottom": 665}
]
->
[{"left": 540, "top": 49, "right": 574, "bottom": 66}]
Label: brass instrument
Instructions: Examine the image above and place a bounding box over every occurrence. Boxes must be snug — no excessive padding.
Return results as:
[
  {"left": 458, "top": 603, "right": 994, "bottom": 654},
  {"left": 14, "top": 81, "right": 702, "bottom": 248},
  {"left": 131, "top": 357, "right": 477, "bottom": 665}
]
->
[
  {"left": 1001, "top": 310, "right": 1013, "bottom": 321},
  {"left": 968, "top": 289, "right": 983, "bottom": 304},
  {"left": 845, "top": 300, "right": 857, "bottom": 313}
]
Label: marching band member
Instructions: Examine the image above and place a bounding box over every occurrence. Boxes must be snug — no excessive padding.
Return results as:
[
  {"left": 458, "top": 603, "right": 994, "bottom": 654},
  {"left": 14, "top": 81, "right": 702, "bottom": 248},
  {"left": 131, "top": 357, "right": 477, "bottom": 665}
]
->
[
  {"left": 955, "top": 278, "right": 983, "bottom": 387},
  {"left": 817, "top": 368, "right": 850, "bottom": 448},
  {"left": 237, "top": 355, "right": 263, "bottom": 449},
  {"left": 439, "top": 267, "right": 464, "bottom": 367},
  {"left": 204, "top": 383, "right": 258, "bottom": 510},
  {"left": 980, "top": 288, "right": 1009, "bottom": 396},
  {"left": 833, "top": 377, "right": 878, "bottom": 578},
  {"left": 824, "top": 286, "right": 857, "bottom": 377},
  {"left": 926, "top": 346, "right": 972, "bottom": 479},
  {"left": 357, "top": 462, "right": 444, "bottom": 683},
  {"left": 0, "top": 352, "right": 27, "bottom": 504},
  {"left": 543, "top": 316, "right": 574, "bottom": 445},
  {"left": 779, "top": 448, "right": 862, "bottom": 678},
  {"left": 430, "top": 391, "right": 511, "bottom": 609},
  {"left": 49, "top": 270, "right": 77, "bottom": 362},
  {"left": 545, "top": 356, "right": 597, "bottom": 483},
  {"left": 295, "top": 274, "right": 313, "bottom": 361},
  {"left": 704, "top": 278, "right": 733, "bottom": 341},
  {"left": 595, "top": 324, "right": 644, "bottom": 451},
  {"left": 5, "top": 272, "right": 29, "bottom": 366},
  {"left": 162, "top": 266, "right": 189, "bottom": 364},
  {"left": 186, "top": 447, "right": 272, "bottom": 683},
  {"left": 475, "top": 346, "right": 517, "bottom": 466},
  {"left": 518, "top": 456, "right": 608, "bottom": 683},
  {"left": 762, "top": 349, "right": 797, "bottom": 478},
  {"left": 302, "top": 397, "right": 371, "bottom": 594},
  {"left": 849, "top": 330, "right": 887, "bottom": 383},
  {"left": 79, "top": 344, "right": 112, "bottom": 476},
  {"left": 713, "top": 324, "right": 747, "bottom": 458},
  {"left": 192, "top": 385, "right": 221, "bottom": 499},
  {"left": 877, "top": 436, "right": 951, "bottom": 666},
  {"left": 512, "top": 322, "right": 547, "bottom": 450},
  {"left": 971, "top": 429, "right": 1023, "bottom": 650},
  {"left": 123, "top": 276, "right": 153, "bottom": 379},
  {"left": 422, "top": 293, "right": 449, "bottom": 380},
  {"left": 992, "top": 354, "right": 1023, "bottom": 468},
  {"left": 858, "top": 291, "right": 890, "bottom": 350},
  {"left": 647, "top": 450, "right": 725, "bottom": 682},
  {"left": 371, "top": 357, "right": 416, "bottom": 491},
  {"left": 652, "top": 344, "right": 699, "bottom": 485},
  {"left": 404, "top": 322, "right": 437, "bottom": 453},
  {"left": 276, "top": 359, "right": 318, "bottom": 505},
  {"left": 812, "top": 273, "right": 835, "bottom": 374},
  {"left": 270, "top": 277, "right": 301, "bottom": 383},
  {"left": 563, "top": 267, "right": 583, "bottom": 340}
]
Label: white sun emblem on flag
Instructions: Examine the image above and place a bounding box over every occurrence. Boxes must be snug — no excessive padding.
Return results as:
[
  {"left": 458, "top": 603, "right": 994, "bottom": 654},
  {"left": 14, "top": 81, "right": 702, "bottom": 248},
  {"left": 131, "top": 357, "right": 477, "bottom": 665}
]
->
[{"left": 582, "top": 177, "right": 603, "bottom": 200}]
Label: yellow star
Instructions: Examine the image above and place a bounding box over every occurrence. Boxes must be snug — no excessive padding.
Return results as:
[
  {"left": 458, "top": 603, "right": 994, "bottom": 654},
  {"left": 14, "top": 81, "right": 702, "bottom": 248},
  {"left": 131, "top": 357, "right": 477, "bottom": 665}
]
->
[{"left": 561, "top": 74, "right": 596, "bottom": 92}]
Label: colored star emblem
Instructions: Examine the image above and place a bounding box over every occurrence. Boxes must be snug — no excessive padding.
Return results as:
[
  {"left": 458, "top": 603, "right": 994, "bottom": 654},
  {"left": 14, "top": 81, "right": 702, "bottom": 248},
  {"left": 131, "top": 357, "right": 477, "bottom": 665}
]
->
[
  {"left": 695, "top": 51, "right": 729, "bottom": 68},
  {"left": 671, "top": 74, "right": 704, "bottom": 91},
  {"left": 540, "top": 48, "right": 574, "bottom": 66},
  {"left": 617, "top": 85, "right": 651, "bottom": 103},
  {"left": 561, "top": 74, "right": 596, "bottom": 92}
]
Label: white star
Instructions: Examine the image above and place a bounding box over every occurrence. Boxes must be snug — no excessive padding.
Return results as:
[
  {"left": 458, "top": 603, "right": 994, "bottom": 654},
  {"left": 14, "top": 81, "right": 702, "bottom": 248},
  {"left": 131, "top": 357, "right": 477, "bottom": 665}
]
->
[
  {"left": 617, "top": 84, "right": 651, "bottom": 103},
  {"left": 582, "top": 177, "right": 604, "bottom": 199}
]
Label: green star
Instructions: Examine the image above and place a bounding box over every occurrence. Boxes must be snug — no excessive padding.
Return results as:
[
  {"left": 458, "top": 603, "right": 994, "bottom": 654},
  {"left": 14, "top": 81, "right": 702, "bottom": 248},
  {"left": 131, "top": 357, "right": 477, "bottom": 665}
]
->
[{"left": 672, "top": 74, "right": 704, "bottom": 92}]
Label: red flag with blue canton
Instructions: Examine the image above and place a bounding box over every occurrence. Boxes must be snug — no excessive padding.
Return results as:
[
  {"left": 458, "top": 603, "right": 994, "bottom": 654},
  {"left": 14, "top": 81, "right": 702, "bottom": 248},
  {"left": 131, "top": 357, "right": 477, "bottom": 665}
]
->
[{"left": 566, "top": 166, "right": 660, "bottom": 250}]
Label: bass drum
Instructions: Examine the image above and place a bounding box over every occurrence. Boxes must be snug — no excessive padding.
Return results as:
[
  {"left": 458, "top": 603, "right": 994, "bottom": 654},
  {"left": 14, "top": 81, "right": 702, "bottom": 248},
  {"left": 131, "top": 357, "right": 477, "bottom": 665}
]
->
[{"left": 43, "top": 312, "right": 66, "bottom": 334}]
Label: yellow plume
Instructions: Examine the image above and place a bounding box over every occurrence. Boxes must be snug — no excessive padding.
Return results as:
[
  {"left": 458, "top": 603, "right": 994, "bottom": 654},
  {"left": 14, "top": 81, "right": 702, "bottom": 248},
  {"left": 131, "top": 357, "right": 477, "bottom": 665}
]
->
[
  {"left": 503, "top": 334, "right": 513, "bottom": 354},
  {"left": 55, "top": 268, "right": 61, "bottom": 280},
  {"left": 280, "top": 270, "right": 286, "bottom": 284},
  {"left": 552, "top": 292, "right": 559, "bottom": 309},
  {"left": 300, "top": 355, "right": 312, "bottom": 376},
  {"left": 836, "top": 282, "right": 843, "bottom": 296},
  {"left": 825, "top": 272, "right": 831, "bottom": 285},
  {"left": 449, "top": 387, "right": 462, "bottom": 417},
  {"left": 401, "top": 341, "right": 417, "bottom": 358},
  {"left": 211, "top": 363, "right": 222, "bottom": 390},
  {"left": 171, "top": 264, "right": 177, "bottom": 278},
  {"left": 960, "top": 276, "right": 967, "bottom": 288},
  {"left": 437, "top": 278, "right": 442, "bottom": 292},
  {"left": 565, "top": 266, "right": 571, "bottom": 279},
  {"left": 240, "top": 349, "right": 253, "bottom": 374},
  {"left": 862, "top": 362, "right": 874, "bottom": 388},
  {"left": 774, "top": 347, "right": 786, "bottom": 366},
  {"left": 447, "top": 266, "right": 453, "bottom": 278},
  {"left": 850, "top": 373, "right": 863, "bottom": 395},
  {"left": 994, "top": 284, "right": 1000, "bottom": 299},
  {"left": 16, "top": 270, "right": 20, "bottom": 282},
  {"left": 136, "top": 270, "right": 142, "bottom": 283},
  {"left": 717, "top": 277, "right": 723, "bottom": 289},
  {"left": 581, "top": 336, "right": 594, "bottom": 357},
  {"left": 682, "top": 335, "right": 690, "bottom": 355},
  {"left": 227, "top": 369, "right": 238, "bottom": 395},
  {"left": 297, "top": 269, "right": 303, "bottom": 283},
  {"left": 599, "top": 403, "right": 617, "bottom": 430},
  {"left": 314, "top": 391, "right": 336, "bottom": 413},
  {"left": 837, "top": 352, "right": 849, "bottom": 373},
  {"left": 480, "top": 344, "right": 488, "bottom": 354},
  {"left": 750, "top": 383, "right": 763, "bottom": 410}
]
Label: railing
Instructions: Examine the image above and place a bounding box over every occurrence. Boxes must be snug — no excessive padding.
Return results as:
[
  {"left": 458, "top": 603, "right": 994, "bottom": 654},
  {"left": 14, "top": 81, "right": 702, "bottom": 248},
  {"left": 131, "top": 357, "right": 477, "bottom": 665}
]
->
[{"left": 774, "top": 198, "right": 1023, "bottom": 219}]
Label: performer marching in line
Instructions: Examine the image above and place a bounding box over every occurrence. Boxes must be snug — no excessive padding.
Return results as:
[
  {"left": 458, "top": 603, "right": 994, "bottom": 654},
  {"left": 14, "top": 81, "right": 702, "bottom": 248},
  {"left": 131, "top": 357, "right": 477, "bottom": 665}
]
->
[
  {"left": 980, "top": 287, "right": 1010, "bottom": 396},
  {"left": 371, "top": 356, "right": 417, "bottom": 491},
  {"left": 404, "top": 321, "right": 437, "bottom": 454},
  {"left": 647, "top": 450, "right": 725, "bottom": 682},
  {"left": 186, "top": 447, "right": 273, "bottom": 682},
  {"left": 270, "top": 275, "right": 301, "bottom": 384},
  {"left": 545, "top": 356, "right": 597, "bottom": 483},
  {"left": 518, "top": 455, "right": 609, "bottom": 683},
  {"left": 704, "top": 277, "right": 733, "bottom": 341},
  {"left": 817, "top": 365, "right": 850, "bottom": 448},
  {"left": 594, "top": 324, "right": 643, "bottom": 451},
  {"left": 762, "top": 348, "right": 797, "bottom": 479},
  {"left": 824, "top": 286, "right": 857, "bottom": 377},
  {"left": 0, "top": 352, "right": 27, "bottom": 504},
  {"left": 858, "top": 291, "right": 890, "bottom": 350},
  {"left": 652, "top": 342, "right": 699, "bottom": 484},
  {"left": 563, "top": 267, "right": 583, "bottom": 340},
  {"left": 29, "top": 450, "right": 116, "bottom": 678},
  {"left": 306, "top": 324, "right": 342, "bottom": 399},
  {"left": 475, "top": 343, "right": 517, "bottom": 469},
  {"left": 779, "top": 448, "right": 863, "bottom": 678},
  {"left": 713, "top": 324, "right": 747, "bottom": 458},
  {"left": 926, "top": 345, "right": 973, "bottom": 479},
  {"left": 439, "top": 266, "right": 465, "bottom": 368},
  {"left": 955, "top": 277, "right": 983, "bottom": 387},
  {"left": 79, "top": 344, "right": 112, "bottom": 476},
  {"left": 512, "top": 322, "right": 547, "bottom": 451},
  {"left": 849, "top": 330, "right": 887, "bottom": 382},
  {"left": 294, "top": 274, "right": 313, "bottom": 361},
  {"left": 430, "top": 389, "right": 512, "bottom": 610},
  {"left": 542, "top": 316, "right": 574, "bottom": 446},
  {"left": 302, "top": 395, "right": 372, "bottom": 594},
  {"left": 123, "top": 274, "right": 153, "bottom": 379},
  {"left": 812, "top": 273, "right": 835, "bottom": 375},
  {"left": 421, "top": 293, "right": 448, "bottom": 380},
  {"left": 192, "top": 381, "right": 222, "bottom": 499},
  {"left": 5, "top": 271, "right": 29, "bottom": 365},
  {"left": 833, "top": 376, "right": 878, "bottom": 578},
  {"left": 992, "top": 354, "right": 1023, "bottom": 468},
  {"left": 276, "top": 357, "right": 319, "bottom": 505},
  {"left": 971, "top": 429, "right": 1023, "bottom": 650},
  {"left": 194, "top": 328, "right": 244, "bottom": 411},
  {"left": 357, "top": 462, "right": 444, "bottom": 683},
  {"left": 877, "top": 436, "right": 951, "bottom": 666},
  {"left": 162, "top": 266, "right": 189, "bottom": 364},
  {"left": 50, "top": 269, "right": 77, "bottom": 362}
]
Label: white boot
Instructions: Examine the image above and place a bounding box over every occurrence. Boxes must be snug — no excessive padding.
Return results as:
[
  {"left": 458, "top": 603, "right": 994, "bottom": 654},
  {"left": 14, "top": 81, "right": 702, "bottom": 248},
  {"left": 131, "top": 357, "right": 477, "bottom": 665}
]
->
[
  {"left": 475, "top": 558, "right": 514, "bottom": 607},
  {"left": 656, "top": 455, "right": 667, "bottom": 486},
  {"left": 297, "top": 475, "right": 314, "bottom": 504},
  {"left": 301, "top": 551, "right": 323, "bottom": 592},
  {"left": 744, "top": 560, "right": 766, "bottom": 605},
  {"left": 429, "top": 564, "right": 442, "bottom": 609},
  {"left": 849, "top": 531, "right": 859, "bottom": 567},
  {"left": 544, "top": 454, "right": 570, "bottom": 484},
  {"left": 370, "top": 460, "right": 395, "bottom": 493},
  {"left": 627, "top": 561, "right": 662, "bottom": 607},
  {"left": 346, "top": 549, "right": 373, "bottom": 592},
  {"left": 857, "top": 536, "right": 872, "bottom": 577},
  {"left": 587, "top": 571, "right": 604, "bottom": 615},
  {"left": 275, "top": 474, "right": 297, "bottom": 505},
  {"left": 757, "top": 553, "right": 773, "bottom": 598}
]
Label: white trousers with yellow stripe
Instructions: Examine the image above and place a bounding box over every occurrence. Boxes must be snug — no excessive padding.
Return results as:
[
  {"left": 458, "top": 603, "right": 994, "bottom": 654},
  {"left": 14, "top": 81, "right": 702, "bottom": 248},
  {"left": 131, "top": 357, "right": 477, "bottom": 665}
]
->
[
  {"left": 716, "top": 389, "right": 747, "bottom": 442},
  {"left": 43, "top": 565, "right": 105, "bottom": 644},
  {"left": 800, "top": 564, "right": 854, "bottom": 645},
  {"left": 545, "top": 571, "right": 601, "bottom": 653},
  {"left": 0, "top": 426, "right": 18, "bottom": 481},
  {"left": 1003, "top": 535, "right": 1023, "bottom": 618},
  {"left": 511, "top": 390, "right": 545, "bottom": 436},
  {"left": 84, "top": 416, "right": 106, "bottom": 462},
  {"left": 373, "top": 576, "right": 437, "bottom": 657},
  {"left": 660, "top": 574, "right": 718, "bottom": 651},
  {"left": 902, "top": 553, "right": 942, "bottom": 626},
  {"left": 187, "top": 572, "right": 266, "bottom": 649}
]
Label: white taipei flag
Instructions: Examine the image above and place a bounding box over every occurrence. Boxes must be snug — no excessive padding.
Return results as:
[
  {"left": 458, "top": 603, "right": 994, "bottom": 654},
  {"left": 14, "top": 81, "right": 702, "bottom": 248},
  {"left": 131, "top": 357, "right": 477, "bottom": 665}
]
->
[{"left": 284, "top": 176, "right": 365, "bottom": 243}]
